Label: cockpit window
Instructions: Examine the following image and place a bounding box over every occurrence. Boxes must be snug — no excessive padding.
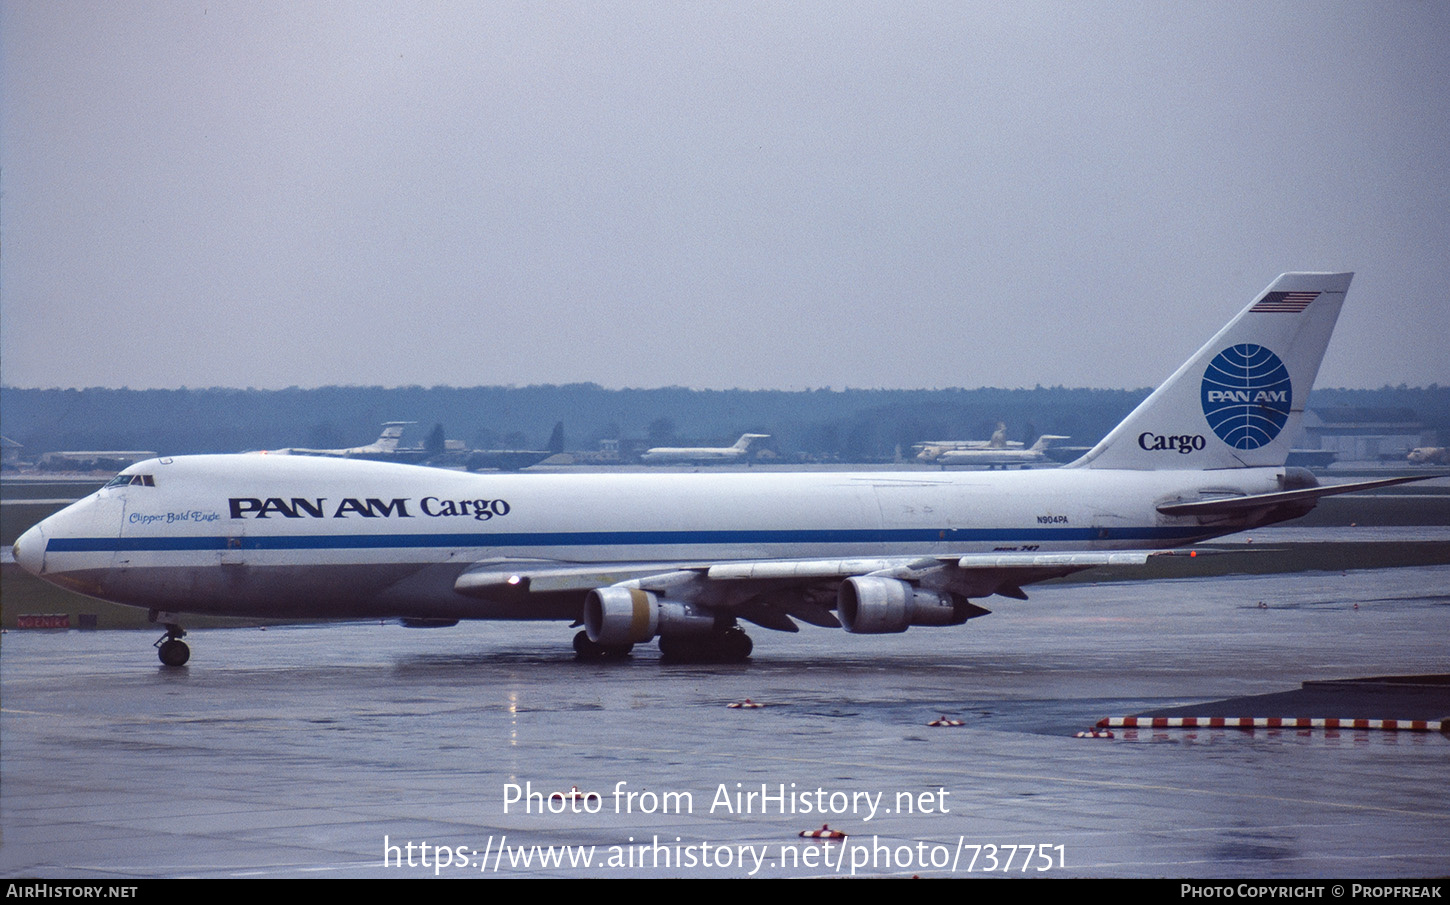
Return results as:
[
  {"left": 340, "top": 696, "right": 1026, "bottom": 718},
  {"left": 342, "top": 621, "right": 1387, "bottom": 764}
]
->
[{"left": 106, "top": 474, "right": 155, "bottom": 488}]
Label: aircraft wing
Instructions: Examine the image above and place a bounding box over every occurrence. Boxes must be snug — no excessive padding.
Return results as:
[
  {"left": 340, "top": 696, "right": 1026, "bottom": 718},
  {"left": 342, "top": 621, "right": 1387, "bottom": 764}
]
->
[
  {"left": 454, "top": 560, "right": 721, "bottom": 596},
  {"left": 453, "top": 550, "right": 1168, "bottom": 617},
  {"left": 705, "top": 550, "right": 1157, "bottom": 579}
]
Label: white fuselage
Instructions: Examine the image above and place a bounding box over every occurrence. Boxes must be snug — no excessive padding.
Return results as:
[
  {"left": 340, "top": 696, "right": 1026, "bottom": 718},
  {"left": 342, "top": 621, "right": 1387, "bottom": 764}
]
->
[
  {"left": 638, "top": 446, "right": 753, "bottom": 464},
  {"left": 933, "top": 448, "right": 1053, "bottom": 468},
  {"left": 15, "top": 453, "right": 1281, "bottom": 622}
]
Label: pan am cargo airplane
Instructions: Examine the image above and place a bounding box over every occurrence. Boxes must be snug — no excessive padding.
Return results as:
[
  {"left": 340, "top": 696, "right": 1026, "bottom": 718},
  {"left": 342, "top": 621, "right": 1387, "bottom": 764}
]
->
[{"left": 13, "top": 273, "right": 1423, "bottom": 666}]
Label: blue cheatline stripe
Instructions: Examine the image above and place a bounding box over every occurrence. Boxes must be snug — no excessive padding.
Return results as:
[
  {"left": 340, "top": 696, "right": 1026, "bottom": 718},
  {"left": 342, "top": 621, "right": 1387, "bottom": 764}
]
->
[{"left": 45, "top": 525, "right": 1206, "bottom": 553}]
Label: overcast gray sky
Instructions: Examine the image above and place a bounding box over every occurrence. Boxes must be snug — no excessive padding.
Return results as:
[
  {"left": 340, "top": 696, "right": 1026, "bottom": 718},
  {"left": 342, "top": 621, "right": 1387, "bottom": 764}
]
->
[{"left": 3, "top": 1, "right": 1447, "bottom": 392}]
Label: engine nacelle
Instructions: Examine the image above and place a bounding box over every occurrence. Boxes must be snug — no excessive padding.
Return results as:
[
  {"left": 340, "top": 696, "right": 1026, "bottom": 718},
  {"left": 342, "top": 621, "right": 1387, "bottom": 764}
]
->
[
  {"left": 837, "top": 576, "right": 965, "bottom": 634},
  {"left": 584, "top": 587, "right": 716, "bottom": 645}
]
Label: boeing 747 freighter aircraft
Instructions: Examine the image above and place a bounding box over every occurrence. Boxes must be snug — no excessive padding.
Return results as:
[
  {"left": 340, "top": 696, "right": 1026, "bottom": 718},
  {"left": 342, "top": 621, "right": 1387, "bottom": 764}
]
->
[{"left": 13, "top": 273, "right": 1423, "bottom": 665}]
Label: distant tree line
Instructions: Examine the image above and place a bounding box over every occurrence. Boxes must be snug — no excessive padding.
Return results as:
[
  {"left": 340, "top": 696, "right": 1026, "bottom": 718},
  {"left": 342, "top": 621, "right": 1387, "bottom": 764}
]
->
[{"left": 2, "top": 383, "right": 1446, "bottom": 463}]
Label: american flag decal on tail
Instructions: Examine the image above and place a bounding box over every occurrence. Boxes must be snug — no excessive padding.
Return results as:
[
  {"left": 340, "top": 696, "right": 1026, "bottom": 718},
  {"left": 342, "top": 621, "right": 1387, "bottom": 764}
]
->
[{"left": 1251, "top": 290, "right": 1319, "bottom": 312}]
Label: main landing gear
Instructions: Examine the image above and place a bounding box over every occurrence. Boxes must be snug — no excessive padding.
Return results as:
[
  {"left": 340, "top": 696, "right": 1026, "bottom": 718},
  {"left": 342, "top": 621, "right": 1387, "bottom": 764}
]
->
[
  {"left": 154, "top": 623, "right": 190, "bottom": 667},
  {"left": 658, "top": 626, "right": 753, "bottom": 664},
  {"left": 572, "top": 630, "right": 634, "bottom": 661},
  {"left": 572, "top": 626, "right": 754, "bottom": 663}
]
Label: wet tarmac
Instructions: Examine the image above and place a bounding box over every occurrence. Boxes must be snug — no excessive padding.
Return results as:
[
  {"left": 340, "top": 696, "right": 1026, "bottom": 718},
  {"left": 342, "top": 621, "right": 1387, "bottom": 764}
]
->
[
  {"left": 1142, "top": 675, "right": 1450, "bottom": 723},
  {"left": 1, "top": 564, "right": 1447, "bottom": 878}
]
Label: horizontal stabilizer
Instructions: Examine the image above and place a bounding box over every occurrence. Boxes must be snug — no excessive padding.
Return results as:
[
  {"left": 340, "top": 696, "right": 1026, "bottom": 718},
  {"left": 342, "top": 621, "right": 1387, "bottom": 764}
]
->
[{"left": 1156, "top": 475, "right": 1434, "bottom": 516}]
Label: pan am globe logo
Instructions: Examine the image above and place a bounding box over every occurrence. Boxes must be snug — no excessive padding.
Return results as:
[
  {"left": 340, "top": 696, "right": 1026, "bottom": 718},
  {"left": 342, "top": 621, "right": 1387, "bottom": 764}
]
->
[{"left": 1200, "top": 344, "right": 1292, "bottom": 450}]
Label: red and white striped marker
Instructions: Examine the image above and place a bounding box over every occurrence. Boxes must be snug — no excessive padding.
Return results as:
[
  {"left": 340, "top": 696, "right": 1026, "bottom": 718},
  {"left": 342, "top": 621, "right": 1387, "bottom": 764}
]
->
[
  {"left": 727, "top": 699, "right": 764, "bottom": 709},
  {"left": 799, "top": 824, "right": 848, "bottom": 839},
  {"left": 1098, "top": 716, "right": 1448, "bottom": 732},
  {"left": 928, "top": 716, "right": 964, "bottom": 727}
]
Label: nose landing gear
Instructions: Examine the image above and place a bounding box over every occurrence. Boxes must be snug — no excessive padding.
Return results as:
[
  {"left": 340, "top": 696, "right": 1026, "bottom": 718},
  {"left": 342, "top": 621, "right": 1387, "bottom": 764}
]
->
[{"left": 152, "top": 620, "right": 190, "bottom": 667}]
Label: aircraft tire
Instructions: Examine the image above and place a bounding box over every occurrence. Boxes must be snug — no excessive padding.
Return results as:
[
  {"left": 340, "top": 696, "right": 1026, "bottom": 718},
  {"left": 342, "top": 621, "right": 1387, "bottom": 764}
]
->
[
  {"left": 657, "top": 633, "right": 690, "bottom": 661},
  {"left": 158, "top": 639, "right": 190, "bottom": 667},
  {"left": 659, "top": 629, "right": 752, "bottom": 664},
  {"left": 573, "top": 630, "right": 605, "bottom": 660},
  {"left": 574, "top": 631, "right": 634, "bottom": 661},
  {"left": 722, "top": 627, "right": 753, "bottom": 661}
]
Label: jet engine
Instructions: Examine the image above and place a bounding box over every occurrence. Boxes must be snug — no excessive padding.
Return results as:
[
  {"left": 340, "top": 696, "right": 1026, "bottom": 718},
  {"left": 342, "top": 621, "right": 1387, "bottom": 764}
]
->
[
  {"left": 583, "top": 587, "right": 716, "bottom": 646},
  {"left": 836, "top": 576, "right": 968, "bottom": 634}
]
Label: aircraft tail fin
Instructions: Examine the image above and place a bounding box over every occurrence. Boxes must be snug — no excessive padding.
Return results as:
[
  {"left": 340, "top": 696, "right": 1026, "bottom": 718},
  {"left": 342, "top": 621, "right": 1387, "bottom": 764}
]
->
[
  {"left": 373, "top": 422, "right": 413, "bottom": 453},
  {"left": 1029, "top": 434, "right": 1070, "bottom": 452},
  {"left": 547, "top": 422, "right": 566, "bottom": 454},
  {"left": 1073, "top": 272, "right": 1351, "bottom": 471}
]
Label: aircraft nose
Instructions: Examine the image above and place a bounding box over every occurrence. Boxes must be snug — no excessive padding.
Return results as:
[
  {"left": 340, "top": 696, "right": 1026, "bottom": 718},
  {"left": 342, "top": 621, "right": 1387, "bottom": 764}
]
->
[{"left": 13, "top": 522, "right": 46, "bottom": 576}]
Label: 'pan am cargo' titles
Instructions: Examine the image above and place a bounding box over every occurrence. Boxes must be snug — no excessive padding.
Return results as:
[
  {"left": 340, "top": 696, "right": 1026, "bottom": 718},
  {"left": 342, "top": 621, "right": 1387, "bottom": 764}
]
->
[{"left": 228, "top": 497, "right": 510, "bottom": 520}]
